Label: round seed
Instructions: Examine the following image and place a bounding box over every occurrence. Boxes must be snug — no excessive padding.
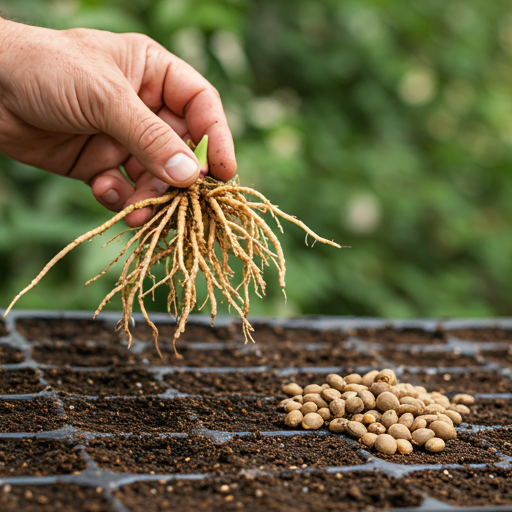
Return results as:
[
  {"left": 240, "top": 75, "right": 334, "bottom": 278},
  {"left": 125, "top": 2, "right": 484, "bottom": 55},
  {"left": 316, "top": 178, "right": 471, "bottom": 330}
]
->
[
  {"left": 358, "top": 390, "right": 376, "bottom": 410},
  {"left": 361, "top": 370, "right": 380, "bottom": 387},
  {"left": 366, "top": 410, "right": 382, "bottom": 422},
  {"left": 321, "top": 383, "right": 330, "bottom": 390},
  {"left": 329, "top": 398, "right": 346, "bottom": 418},
  {"left": 410, "top": 417, "right": 427, "bottom": 432},
  {"left": 443, "top": 410, "right": 462, "bottom": 425},
  {"left": 397, "top": 404, "right": 418, "bottom": 416},
  {"left": 326, "top": 374, "right": 346, "bottom": 391},
  {"left": 368, "top": 422, "right": 386, "bottom": 435},
  {"left": 321, "top": 388, "right": 341, "bottom": 403},
  {"left": 425, "top": 403, "right": 446, "bottom": 414},
  {"left": 284, "top": 410, "right": 303, "bottom": 427},
  {"left": 284, "top": 401, "right": 302, "bottom": 413},
  {"left": 362, "top": 413, "right": 376, "bottom": 425},
  {"left": 375, "top": 369, "right": 397, "bottom": 386},
  {"left": 416, "top": 414, "right": 438, "bottom": 425},
  {"left": 292, "top": 395, "right": 303, "bottom": 404},
  {"left": 399, "top": 413, "right": 414, "bottom": 430},
  {"left": 302, "top": 394, "right": 328, "bottom": 409},
  {"left": 347, "top": 421, "right": 367, "bottom": 439},
  {"left": 301, "top": 402, "right": 318, "bottom": 415},
  {"left": 302, "top": 412, "right": 324, "bottom": 430},
  {"left": 429, "top": 420, "right": 457, "bottom": 441},
  {"left": 452, "top": 393, "right": 475, "bottom": 406},
  {"left": 449, "top": 403, "right": 471, "bottom": 415},
  {"left": 411, "top": 428, "right": 435, "bottom": 446},
  {"left": 433, "top": 396, "right": 450, "bottom": 408},
  {"left": 343, "top": 384, "right": 368, "bottom": 393},
  {"left": 329, "top": 417, "right": 348, "bottom": 433},
  {"left": 415, "top": 386, "right": 428, "bottom": 394},
  {"left": 374, "top": 434, "right": 397, "bottom": 455},
  {"left": 346, "top": 397, "right": 364, "bottom": 414},
  {"left": 436, "top": 413, "right": 454, "bottom": 426},
  {"left": 351, "top": 413, "right": 364, "bottom": 422},
  {"left": 317, "top": 407, "right": 331, "bottom": 421},
  {"left": 425, "top": 437, "right": 445, "bottom": 453},
  {"left": 388, "top": 423, "right": 412, "bottom": 441},
  {"left": 396, "top": 439, "right": 413, "bottom": 454},
  {"left": 376, "top": 392, "right": 400, "bottom": 412},
  {"left": 389, "top": 385, "right": 407, "bottom": 399},
  {"left": 418, "top": 393, "right": 434, "bottom": 406},
  {"left": 278, "top": 398, "right": 293, "bottom": 410},
  {"left": 381, "top": 410, "right": 399, "bottom": 429},
  {"left": 360, "top": 433, "right": 378, "bottom": 448},
  {"left": 340, "top": 391, "right": 358, "bottom": 401},
  {"left": 282, "top": 383, "right": 303, "bottom": 396},
  {"left": 303, "top": 384, "right": 323, "bottom": 395},
  {"left": 370, "top": 381, "right": 391, "bottom": 396},
  {"left": 344, "top": 373, "right": 362, "bottom": 385}
]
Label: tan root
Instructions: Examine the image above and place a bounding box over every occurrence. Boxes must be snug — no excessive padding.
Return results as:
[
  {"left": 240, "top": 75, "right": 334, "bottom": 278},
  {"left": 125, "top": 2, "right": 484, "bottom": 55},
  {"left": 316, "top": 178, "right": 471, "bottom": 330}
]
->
[{"left": 5, "top": 176, "right": 344, "bottom": 357}]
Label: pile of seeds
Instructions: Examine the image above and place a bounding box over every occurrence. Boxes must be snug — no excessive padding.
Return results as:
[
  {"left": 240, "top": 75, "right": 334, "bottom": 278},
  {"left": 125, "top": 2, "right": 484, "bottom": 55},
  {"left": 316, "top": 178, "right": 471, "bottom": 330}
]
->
[{"left": 279, "top": 369, "right": 475, "bottom": 455}]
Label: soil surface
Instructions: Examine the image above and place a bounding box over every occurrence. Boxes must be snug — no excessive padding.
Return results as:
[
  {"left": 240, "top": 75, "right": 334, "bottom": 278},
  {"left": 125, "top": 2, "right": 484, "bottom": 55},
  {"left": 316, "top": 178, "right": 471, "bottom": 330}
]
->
[
  {"left": 0, "top": 398, "right": 65, "bottom": 432},
  {"left": 353, "top": 327, "right": 445, "bottom": 345},
  {"left": 0, "top": 438, "right": 85, "bottom": 476},
  {"left": 0, "top": 319, "right": 8, "bottom": 337},
  {"left": 0, "top": 369, "right": 44, "bottom": 394},
  {"left": 465, "top": 399, "right": 512, "bottom": 426},
  {"left": 380, "top": 348, "right": 480, "bottom": 367},
  {"left": 405, "top": 467, "right": 512, "bottom": 506},
  {"left": 0, "top": 345, "right": 25, "bottom": 365},
  {"left": 474, "top": 427, "right": 512, "bottom": 456},
  {"left": 445, "top": 327, "right": 512, "bottom": 342},
  {"left": 87, "top": 433, "right": 363, "bottom": 474},
  {"left": 115, "top": 470, "right": 423, "bottom": 512}
]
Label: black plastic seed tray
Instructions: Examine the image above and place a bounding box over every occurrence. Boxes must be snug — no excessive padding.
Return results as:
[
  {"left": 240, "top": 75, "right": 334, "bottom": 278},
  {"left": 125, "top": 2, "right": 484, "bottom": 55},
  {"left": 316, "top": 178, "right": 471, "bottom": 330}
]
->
[{"left": 0, "top": 310, "right": 511, "bottom": 512}]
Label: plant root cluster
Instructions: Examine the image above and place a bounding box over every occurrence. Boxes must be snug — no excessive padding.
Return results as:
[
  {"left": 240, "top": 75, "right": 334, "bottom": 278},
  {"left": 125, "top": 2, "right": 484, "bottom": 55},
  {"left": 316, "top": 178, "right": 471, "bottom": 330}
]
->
[{"left": 5, "top": 177, "right": 342, "bottom": 357}]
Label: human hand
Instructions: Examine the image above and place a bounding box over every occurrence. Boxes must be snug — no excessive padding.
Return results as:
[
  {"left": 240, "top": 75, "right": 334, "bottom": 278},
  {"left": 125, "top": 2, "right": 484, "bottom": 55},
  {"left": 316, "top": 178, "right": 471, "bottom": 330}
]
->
[{"left": 0, "top": 19, "right": 236, "bottom": 226}]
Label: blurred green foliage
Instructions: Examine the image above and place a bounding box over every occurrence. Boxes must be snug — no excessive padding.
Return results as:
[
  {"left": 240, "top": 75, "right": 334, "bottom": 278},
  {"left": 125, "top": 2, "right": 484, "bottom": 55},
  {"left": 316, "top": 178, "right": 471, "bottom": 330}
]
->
[{"left": 1, "top": 0, "right": 512, "bottom": 319}]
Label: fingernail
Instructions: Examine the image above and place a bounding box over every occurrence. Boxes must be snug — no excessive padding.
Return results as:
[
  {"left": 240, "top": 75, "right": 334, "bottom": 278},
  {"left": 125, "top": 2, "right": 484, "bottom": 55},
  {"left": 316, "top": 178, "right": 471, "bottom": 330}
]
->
[
  {"left": 101, "top": 189, "right": 119, "bottom": 204},
  {"left": 164, "top": 153, "right": 199, "bottom": 182}
]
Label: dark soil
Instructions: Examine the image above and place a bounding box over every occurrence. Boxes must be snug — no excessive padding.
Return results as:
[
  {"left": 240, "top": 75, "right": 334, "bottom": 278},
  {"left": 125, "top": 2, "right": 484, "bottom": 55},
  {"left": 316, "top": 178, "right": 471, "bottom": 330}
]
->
[
  {"left": 187, "top": 396, "right": 281, "bottom": 431},
  {"left": 116, "top": 471, "right": 423, "bottom": 512},
  {"left": 405, "top": 467, "right": 512, "bottom": 506},
  {"left": 44, "top": 368, "right": 165, "bottom": 396},
  {"left": 0, "top": 483, "right": 115, "bottom": 512},
  {"left": 445, "top": 327, "right": 512, "bottom": 342},
  {"left": 87, "top": 433, "right": 363, "bottom": 474},
  {"left": 466, "top": 399, "right": 512, "bottom": 426},
  {"left": 401, "top": 370, "right": 512, "bottom": 394},
  {"left": 474, "top": 427, "right": 512, "bottom": 456},
  {"left": 0, "top": 345, "right": 25, "bottom": 365},
  {"left": 0, "top": 438, "right": 85, "bottom": 476},
  {"left": 0, "top": 398, "right": 65, "bottom": 432},
  {"left": 478, "top": 348, "right": 512, "bottom": 368},
  {"left": 381, "top": 348, "right": 480, "bottom": 367},
  {"left": 0, "top": 369, "right": 44, "bottom": 394},
  {"left": 65, "top": 397, "right": 194, "bottom": 433},
  {"left": 373, "top": 432, "right": 502, "bottom": 465},
  {"left": 0, "top": 319, "right": 8, "bottom": 337},
  {"left": 353, "top": 327, "right": 445, "bottom": 345}
]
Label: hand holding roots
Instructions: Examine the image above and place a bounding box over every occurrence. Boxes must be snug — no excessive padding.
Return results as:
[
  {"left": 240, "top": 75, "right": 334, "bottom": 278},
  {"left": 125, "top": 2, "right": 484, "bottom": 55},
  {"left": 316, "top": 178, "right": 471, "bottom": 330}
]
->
[{"left": 5, "top": 160, "right": 343, "bottom": 358}]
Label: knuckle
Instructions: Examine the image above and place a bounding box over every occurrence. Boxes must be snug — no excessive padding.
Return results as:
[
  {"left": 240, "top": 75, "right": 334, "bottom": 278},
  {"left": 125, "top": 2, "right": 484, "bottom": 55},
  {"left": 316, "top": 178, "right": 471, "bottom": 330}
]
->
[{"left": 136, "top": 118, "right": 173, "bottom": 153}]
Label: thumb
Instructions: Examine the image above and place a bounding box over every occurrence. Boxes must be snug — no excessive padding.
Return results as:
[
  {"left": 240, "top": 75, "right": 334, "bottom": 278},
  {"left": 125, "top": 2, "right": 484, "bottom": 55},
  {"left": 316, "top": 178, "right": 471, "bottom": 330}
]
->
[{"left": 101, "top": 89, "right": 201, "bottom": 187}]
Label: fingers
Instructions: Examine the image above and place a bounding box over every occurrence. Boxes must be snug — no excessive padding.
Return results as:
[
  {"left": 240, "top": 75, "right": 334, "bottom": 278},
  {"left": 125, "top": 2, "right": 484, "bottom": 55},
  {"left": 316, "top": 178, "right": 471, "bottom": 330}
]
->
[{"left": 91, "top": 168, "right": 135, "bottom": 212}]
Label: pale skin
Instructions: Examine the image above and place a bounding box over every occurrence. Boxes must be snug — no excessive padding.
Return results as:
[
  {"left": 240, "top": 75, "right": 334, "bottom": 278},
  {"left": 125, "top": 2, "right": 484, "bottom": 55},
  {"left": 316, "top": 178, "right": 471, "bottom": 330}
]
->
[{"left": 0, "top": 18, "right": 237, "bottom": 227}]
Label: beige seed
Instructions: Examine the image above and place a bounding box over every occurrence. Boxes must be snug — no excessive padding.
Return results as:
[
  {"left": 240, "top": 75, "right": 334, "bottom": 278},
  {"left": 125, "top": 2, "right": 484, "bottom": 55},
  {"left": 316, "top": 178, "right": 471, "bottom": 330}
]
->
[
  {"left": 368, "top": 422, "right": 386, "bottom": 435},
  {"left": 389, "top": 385, "right": 407, "bottom": 399},
  {"left": 317, "top": 408, "right": 331, "bottom": 421},
  {"left": 436, "top": 413, "right": 454, "bottom": 426},
  {"left": 358, "top": 390, "right": 376, "bottom": 410},
  {"left": 346, "top": 397, "right": 365, "bottom": 414},
  {"left": 443, "top": 409, "right": 462, "bottom": 425},
  {"left": 284, "top": 410, "right": 303, "bottom": 428},
  {"left": 366, "top": 410, "right": 382, "bottom": 422},
  {"left": 425, "top": 437, "right": 445, "bottom": 453},
  {"left": 418, "top": 393, "right": 434, "bottom": 406},
  {"left": 399, "top": 413, "right": 414, "bottom": 429},
  {"left": 361, "top": 370, "right": 380, "bottom": 387},
  {"left": 329, "top": 417, "right": 348, "bottom": 433},
  {"left": 321, "top": 383, "right": 330, "bottom": 390},
  {"left": 303, "top": 384, "right": 323, "bottom": 395},
  {"left": 282, "top": 383, "right": 303, "bottom": 396},
  {"left": 429, "top": 420, "right": 457, "bottom": 441},
  {"left": 347, "top": 421, "right": 367, "bottom": 439},
  {"left": 343, "top": 384, "right": 368, "bottom": 393},
  {"left": 340, "top": 391, "right": 358, "bottom": 401},
  {"left": 376, "top": 392, "right": 400, "bottom": 412},
  {"left": 381, "top": 410, "right": 398, "bottom": 429},
  {"left": 292, "top": 395, "right": 303, "bottom": 404},
  {"left": 351, "top": 413, "right": 364, "bottom": 422},
  {"left": 360, "top": 433, "right": 378, "bottom": 448},
  {"left": 425, "top": 403, "right": 445, "bottom": 414},
  {"left": 375, "top": 369, "right": 397, "bottom": 386},
  {"left": 321, "top": 388, "right": 342, "bottom": 403},
  {"left": 302, "top": 393, "right": 328, "bottom": 409},
  {"left": 370, "top": 381, "right": 391, "bottom": 396},
  {"left": 301, "top": 402, "right": 318, "bottom": 415},
  {"left": 344, "top": 373, "right": 362, "bottom": 385},
  {"left": 396, "top": 439, "right": 413, "bottom": 454},
  {"left": 397, "top": 404, "right": 418, "bottom": 416},
  {"left": 362, "top": 413, "right": 376, "bottom": 425},
  {"left": 415, "top": 386, "right": 428, "bottom": 394},
  {"left": 329, "top": 399, "right": 346, "bottom": 418},
  {"left": 416, "top": 414, "right": 438, "bottom": 425},
  {"left": 388, "top": 423, "right": 412, "bottom": 441},
  {"left": 433, "top": 396, "right": 451, "bottom": 408},
  {"left": 403, "top": 383, "right": 419, "bottom": 398},
  {"left": 374, "top": 434, "right": 397, "bottom": 455},
  {"left": 410, "top": 417, "right": 427, "bottom": 432},
  {"left": 326, "top": 374, "right": 346, "bottom": 391},
  {"left": 452, "top": 393, "right": 475, "bottom": 406},
  {"left": 302, "top": 412, "right": 324, "bottom": 430},
  {"left": 278, "top": 398, "right": 292, "bottom": 410},
  {"left": 411, "top": 428, "right": 435, "bottom": 446},
  {"left": 284, "top": 401, "right": 302, "bottom": 413},
  {"left": 448, "top": 403, "right": 471, "bottom": 415}
]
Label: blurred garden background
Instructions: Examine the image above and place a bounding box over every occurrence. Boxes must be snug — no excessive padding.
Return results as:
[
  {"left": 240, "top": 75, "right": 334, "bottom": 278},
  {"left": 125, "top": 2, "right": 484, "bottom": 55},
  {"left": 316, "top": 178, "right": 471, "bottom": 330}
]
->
[{"left": 1, "top": 0, "right": 512, "bottom": 319}]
